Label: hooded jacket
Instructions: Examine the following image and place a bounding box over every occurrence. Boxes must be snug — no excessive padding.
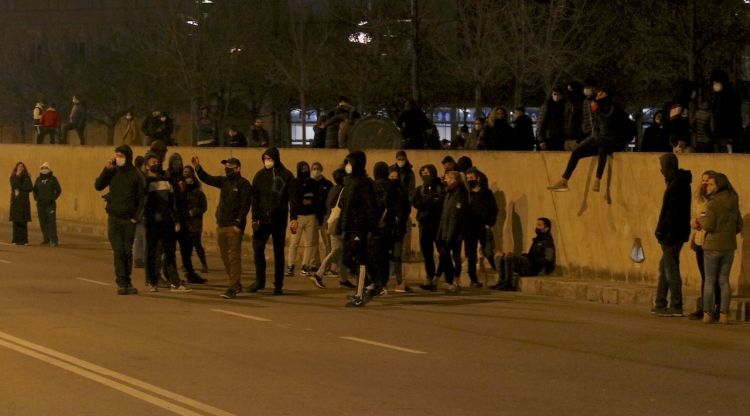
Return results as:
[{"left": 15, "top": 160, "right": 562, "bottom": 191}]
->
[
  {"left": 527, "top": 231, "right": 556, "bottom": 276},
  {"left": 700, "top": 174, "right": 742, "bottom": 251},
  {"left": 339, "top": 151, "right": 378, "bottom": 235},
  {"left": 167, "top": 153, "right": 189, "bottom": 223},
  {"left": 437, "top": 182, "right": 468, "bottom": 244},
  {"left": 373, "top": 163, "right": 409, "bottom": 239},
  {"left": 183, "top": 170, "right": 207, "bottom": 234},
  {"left": 655, "top": 154, "right": 692, "bottom": 245},
  {"left": 413, "top": 164, "right": 445, "bottom": 227},
  {"left": 251, "top": 147, "right": 297, "bottom": 224},
  {"left": 467, "top": 174, "right": 498, "bottom": 238},
  {"left": 10, "top": 171, "right": 33, "bottom": 223},
  {"left": 196, "top": 163, "right": 252, "bottom": 229},
  {"left": 295, "top": 161, "right": 324, "bottom": 222},
  {"left": 144, "top": 170, "right": 181, "bottom": 226},
  {"left": 390, "top": 153, "right": 416, "bottom": 203},
  {"left": 709, "top": 69, "right": 743, "bottom": 141},
  {"left": 95, "top": 145, "right": 146, "bottom": 220},
  {"left": 512, "top": 114, "right": 535, "bottom": 151},
  {"left": 33, "top": 170, "right": 62, "bottom": 206}
]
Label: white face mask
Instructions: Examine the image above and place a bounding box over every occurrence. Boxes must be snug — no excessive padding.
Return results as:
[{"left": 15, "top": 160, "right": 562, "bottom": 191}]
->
[
  {"left": 311, "top": 170, "right": 322, "bottom": 179},
  {"left": 264, "top": 160, "right": 274, "bottom": 170},
  {"left": 396, "top": 160, "right": 405, "bottom": 168},
  {"left": 552, "top": 95, "right": 562, "bottom": 102},
  {"left": 345, "top": 164, "right": 353, "bottom": 174},
  {"left": 713, "top": 82, "right": 723, "bottom": 93},
  {"left": 40, "top": 168, "right": 50, "bottom": 175},
  {"left": 115, "top": 157, "right": 126, "bottom": 167}
]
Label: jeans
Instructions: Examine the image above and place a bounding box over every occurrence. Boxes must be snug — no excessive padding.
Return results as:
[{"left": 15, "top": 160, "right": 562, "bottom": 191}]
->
[
  {"left": 253, "top": 220, "right": 287, "bottom": 289},
  {"left": 37, "top": 203, "right": 58, "bottom": 244},
  {"left": 177, "top": 227, "right": 197, "bottom": 275},
  {"left": 313, "top": 225, "right": 331, "bottom": 267},
  {"left": 694, "top": 246, "right": 720, "bottom": 313},
  {"left": 419, "top": 223, "right": 439, "bottom": 279},
  {"left": 145, "top": 222, "right": 181, "bottom": 286},
  {"left": 562, "top": 138, "right": 616, "bottom": 180},
  {"left": 107, "top": 216, "right": 136, "bottom": 288},
  {"left": 655, "top": 243, "right": 683, "bottom": 310},
  {"left": 703, "top": 250, "right": 734, "bottom": 314}
]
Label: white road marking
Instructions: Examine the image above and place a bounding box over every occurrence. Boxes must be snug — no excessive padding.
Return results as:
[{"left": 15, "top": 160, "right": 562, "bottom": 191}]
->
[
  {"left": 75, "top": 277, "right": 111, "bottom": 286},
  {"left": 0, "top": 259, "right": 11, "bottom": 264},
  {"left": 0, "top": 330, "right": 235, "bottom": 416},
  {"left": 340, "top": 336, "right": 428, "bottom": 355},
  {"left": 210, "top": 309, "right": 272, "bottom": 322}
]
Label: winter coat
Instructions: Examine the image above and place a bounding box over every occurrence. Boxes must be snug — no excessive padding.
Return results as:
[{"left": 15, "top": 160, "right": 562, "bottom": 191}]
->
[
  {"left": 374, "top": 175, "right": 410, "bottom": 240},
  {"left": 397, "top": 108, "right": 430, "bottom": 149},
  {"left": 184, "top": 183, "right": 207, "bottom": 234},
  {"left": 692, "top": 106, "right": 714, "bottom": 147},
  {"left": 312, "top": 125, "right": 326, "bottom": 148},
  {"left": 655, "top": 169, "right": 692, "bottom": 245},
  {"left": 690, "top": 191, "right": 708, "bottom": 249},
  {"left": 482, "top": 119, "right": 514, "bottom": 150},
  {"left": 33, "top": 172, "right": 61, "bottom": 207},
  {"left": 295, "top": 163, "right": 324, "bottom": 223},
  {"left": 144, "top": 173, "right": 181, "bottom": 226},
  {"left": 9, "top": 173, "right": 33, "bottom": 223},
  {"left": 325, "top": 108, "right": 348, "bottom": 148},
  {"left": 711, "top": 88, "right": 743, "bottom": 141},
  {"left": 195, "top": 115, "right": 217, "bottom": 145},
  {"left": 121, "top": 118, "right": 141, "bottom": 146},
  {"left": 537, "top": 100, "right": 565, "bottom": 149},
  {"left": 40, "top": 108, "right": 61, "bottom": 129},
  {"left": 196, "top": 166, "right": 252, "bottom": 229},
  {"left": 248, "top": 127, "right": 269, "bottom": 147},
  {"left": 227, "top": 132, "right": 247, "bottom": 147},
  {"left": 527, "top": 232, "right": 556, "bottom": 276},
  {"left": 437, "top": 185, "right": 468, "bottom": 244},
  {"left": 700, "top": 190, "right": 742, "bottom": 251},
  {"left": 591, "top": 102, "right": 633, "bottom": 149},
  {"left": 69, "top": 102, "right": 86, "bottom": 127},
  {"left": 413, "top": 165, "right": 444, "bottom": 228},
  {"left": 467, "top": 186, "right": 498, "bottom": 238},
  {"left": 564, "top": 99, "right": 584, "bottom": 142},
  {"left": 640, "top": 124, "right": 671, "bottom": 152},
  {"left": 390, "top": 162, "right": 416, "bottom": 204},
  {"left": 94, "top": 145, "right": 145, "bottom": 221},
  {"left": 338, "top": 151, "right": 378, "bottom": 236},
  {"left": 251, "top": 147, "right": 297, "bottom": 224},
  {"left": 512, "top": 115, "right": 535, "bottom": 151}
]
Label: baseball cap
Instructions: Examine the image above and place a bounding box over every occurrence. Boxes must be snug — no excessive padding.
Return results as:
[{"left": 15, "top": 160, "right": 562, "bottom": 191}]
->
[{"left": 221, "top": 157, "right": 241, "bottom": 167}]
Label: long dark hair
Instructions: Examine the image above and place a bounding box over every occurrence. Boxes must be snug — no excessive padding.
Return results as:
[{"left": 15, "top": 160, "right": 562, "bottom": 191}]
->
[{"left": 10, "top": 162, "right": 27, "bottom": 178}]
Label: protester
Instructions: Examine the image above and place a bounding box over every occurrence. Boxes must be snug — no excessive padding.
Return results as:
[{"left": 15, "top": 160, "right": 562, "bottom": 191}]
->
[
  {"left": 183, "top": 166, "right": 209, "bottom": 273},
  {"left": 481, "top": 106, "right": 513, "bottom": 150},
  {"left": 312, "top": 168, "right": 351, "bottom": 289},
  {"left": 537, "top": 87, "right": 566, "bottom": 150},
  {"left": 33, "top": 162, "right": 61, "bottom": 247},
  {"left": 414, "top": 164, "right": 445, "bottom": 291},
  {"left": 397, "top": 99, "right": 430, "bottom": 149},
  {"left": 464, "top": 118, "right": 484, "bottom": 150},
  {"left": 285, "top": 161, "right": 322, "bottom": 277},
  {"left": 511, "top": 107, "right": 535, "bottom": 151},
  {"left": 709, "top": 69, "right": 743, "bottom": 153},
  {"left": 464, "top": 168, "right": 497, "bottom": 288},
  {"left": 436, "top": 171, "right": 468, "bottom": 293},
  {"left": 653, "top": 153, "right": 692, "bottom": 317},
  {"left": 94, "top": 145, "right": 145, "bottom": 295},
  {"left": 688, "top": 171, "right": 719, "bottom": 320},
  {"left": 132, "top": 156, "right": 147, "bottom": 269},
  {"left": 640, "top": 111, "right": 671, "bottom": 152},
  {"left": 33, "top": 101, "right": 44, "bottom": 136},
  {"left": 250, "top": 148, "right": 297, "bottom": 295},
  {"left": 248, "top": 118, "right": 270, "bottom": 147},
  {"left": 491, "top": 218, "right": 556, "bottom": 290},
  {"left": 193, "top": 156, "right": 252, "bottom": 299},
  {"left": 167, "top": 153, "right": 205, "bottom": 284},
  {"left": 698, "top": 172, "right": 742, "bottom": 324},
  {"left": 9, "top": 162, "right": 32, "bottom": 245},
  {"left": 563, "top": 81, "right": 585, "bottom": 150},
  {"left": 325, "top": 98, "right": 352, "bottom": 148},
  {"left": 691, "top": 101, "right": 715, "bottom": 153},
  {"left": 310, "top": 162, "right": 334, "bottom": 270}
]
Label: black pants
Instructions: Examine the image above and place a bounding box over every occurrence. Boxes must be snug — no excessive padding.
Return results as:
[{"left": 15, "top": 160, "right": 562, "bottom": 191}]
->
[
  {"left": 36, "top": 128, "right": 58, "bottom": 144},
  {"left": 12, "top": 222, "right": 28, "bottom": 244},
  {"left": 37, "top": 203, "right": 58, "bottom": 244},
  {"left": 191, "top": 230, "right": 207, "bottom": 266},
  {"left": 342, "top": 231, "right": 384, "bottom": 288},
  {"left": 61, "top": 124, "right": 85, "bottom": 145},
  {"left": 107, "top": 216, "right": 136, "bottom": 287},
  {"left": 465, "top": 232, "right": 495, "bottom": 283},
  {"left": 177, "top": 227, "right": 196, "bottom": 275},
  {"left": 695, "top": 246, "right": 720, "bottom": 313},
  {"left": 437, "top": 240, "right": 462, "bottom": 284},
  {"left": 253, "top": 221, "right": 287, "bottom": 289},
  {"left": 419, "top": 223, "right": 439, "bottom": 279},
  {"left": 562, "top": 138, "right": 616, "bottom": 180},
  {"left": 146, "top": 221, "right": 181, "bottom": 286}
]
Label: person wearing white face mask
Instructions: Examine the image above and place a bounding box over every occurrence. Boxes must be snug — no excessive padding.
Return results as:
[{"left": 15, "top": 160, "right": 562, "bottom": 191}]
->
[
  {"left": 309, "top": 162, "right": 334, "bottom": 272},
  {"left": 708, "top": 69, "right": 743, "bottom": 153},
  {"left": 33, "top": 162, "right": 61, "bottom": 246},
  {"left": 537, "top": 87, "right": 566, "bottom": 151}
]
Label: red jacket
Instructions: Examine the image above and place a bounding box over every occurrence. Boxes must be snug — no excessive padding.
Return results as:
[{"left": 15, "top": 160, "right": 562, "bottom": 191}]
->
[{"left": 40, "top": 108, "right": 60, "bottom": 128}]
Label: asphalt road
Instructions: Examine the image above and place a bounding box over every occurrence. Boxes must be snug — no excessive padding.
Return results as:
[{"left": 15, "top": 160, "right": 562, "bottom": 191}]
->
[{"left": 1, "top": 223, "right": 749, "bottom": 416}]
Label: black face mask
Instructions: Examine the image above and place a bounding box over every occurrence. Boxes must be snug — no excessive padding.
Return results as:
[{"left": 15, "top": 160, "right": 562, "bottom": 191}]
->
[
  {"left": 421, "top": 175, "right": 433, "bottom": 185},
  {"left": 467, "top": 180, "right": 479, "bottom": 189},
  {"left": 225, "top": 167, "right": 237, "bottom": 177},
  {"left": 299, "top": 170, "right": 310, "bottom": 180},
  {"left": 535, "top": 228, "right": 546, "bottom": 235},
  {"left": 149, "top": 165, "right": 160, "bottom": 173}
]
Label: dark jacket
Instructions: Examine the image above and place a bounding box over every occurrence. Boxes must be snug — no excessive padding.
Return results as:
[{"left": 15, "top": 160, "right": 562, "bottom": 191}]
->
[
  {"left": 248, "top": 127, "right": 269, "bottom": 147},
  {"left": 228, "top": 132, "right": 248, "bottom": 147},
  {"left": 251, "top": 147, "right": 297, "bottom": 224},
  {"left": 467, "top": 186, "right": 498, "bottom": 238},
  {"left": 296, "top": 162, "right": 324, "bottom": 223},
  {"left": 591, "top": 100, "right": 633, "bottom": 149},
  {"left": 700, "top": 190, "right": 742, "bottom": 251},
  {"left": 692, "top": 104, "right": 715, "bottom": 148},
  {"left": 184, "top": 182, "right": 207, "bottom": 234},
  {"left": 196, "top": 166, "right": 252, "bottom": 229},
  {"left": 512, "top": 115, "right": 535, "bottom": 151},
  {"left": 564, "top": 98, "right": 584, "bottom": 142},
  {"left": 373, "top": 163, "right": 409, "bottom": 239},
  {"left": 437, "top": 184, "right": 468, "bottom": 244},
  {"left": 339, "top": 151, "right": 378, "bottom": 236},
  {"left": 527, "top": 232, "right": 556, "bottom": 275},
  {"left": 397, "top": 107, "right": 430, "bottom": 149},
  {"left": 312, "top": 125, "right": 326, "bottom": 148},
  {"left": 413, "top": 165, "right": 444, "bottom": 228},
  {"left": 710, "top": 70, "right": 743, "bottom": 141},
  {"left": 314, "top": 176, "right": 334, "bottom": 215},
  {"left": 482, "top": 119, "right": 514, "bottom": 150},
  {"left": 537, "top": 100, "right": 565, "bottom": 149},
  {"left": 655, "top": 163, "right": 692, "bottom": 245},
  {"left": 33, "top": 172, "right": 61, "bottom": 207},
  {"left": 144, "top": 173, "right": 181, "bottom": 226},
  {"left": 10, "top": 172, "right": 33, "bottom": 223},
  {"left": 94, "top": 145, "right": 145, "bottom": 221},
  {"left": 390, "top": 161, "right": 416, "bottom": 204},
  {"left": 640, "top": 122, "right": 671, "bottom": 152}
]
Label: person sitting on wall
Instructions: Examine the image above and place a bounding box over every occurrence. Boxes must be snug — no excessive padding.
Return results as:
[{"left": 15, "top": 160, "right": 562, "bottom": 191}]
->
[{"left": 490, "top": 217, "right": 556, "bottom": 291}]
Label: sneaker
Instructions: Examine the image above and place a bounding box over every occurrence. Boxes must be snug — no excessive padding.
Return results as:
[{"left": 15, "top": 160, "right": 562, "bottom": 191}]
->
[
  {"left": 470, "top": 281, "right": 483, "bottom": 288},
  {"left": 445, "top": 283, "right": 460, "bottom": 294},
  {"left": 339, "top": 280, "right": 356, "bottom": 289},
  {"left": 186, "top": 273, "right": 207, "bottom": 284},
  {"left": 221, "top": 288, "right": 237, "bottom": 299},
  {"left": 547, "top": 180, "right": 569, "bottom": 192},
  {"left": 592, "top": 178, "right": 601, "bottom": 192},
  {"left": 285, "top": 266, "right": 295, "bottom": 276},
  {"left": 719, "top": 313, "right": 729, "bottom": 325},
  {"left": 419, "top": 282, "right": 437, "bottom": 291},
  {"left": 170, "top": 284, "right": 193, "bottom": 293},
  {"left": 125, "top": 286, "right": 138, "bottom": 295},
  {"left": 310, "top": 275, "right": 326, "bottom": 289},
  {"left": 657, "top": 308, "right": 683, "bottom": 317},
  {"left": 147, "top": 284, "right": 158, "bottom": 292},
  {"left": 50, "top": 242, "right": 58, "bottom": 247},
  {"left": 324, "top": 269, "right": 339, "bottom": 277},
  {"left": 300, "top": 266, "right": 311, "bottom": 276},
  {"left": 247, "top": 281, "right": 265, "bottom": 293},
  {"left": 117, "top": 286, "right": 128, "bottom": 295},
  {"left": 702, "top": 312, "right": 713, "bottom": 324},
  {"left": 273, "top": 287, "right": 284, "bottom": 296},
  {"left": 394, "top": 284, "right": 413, "bottom": 293},
  {"left": 688, "top": 310, "right": 703, "bottom": 320},
  {"left": 650, "top": 307, "right": 667, "bottom": 315},
  {"left": 157, "top": 278, "right": 171, "bottom": 288}
]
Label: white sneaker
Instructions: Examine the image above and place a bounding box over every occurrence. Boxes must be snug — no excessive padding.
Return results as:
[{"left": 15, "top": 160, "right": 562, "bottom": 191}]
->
[
  {"left": 170, "top": 284, "right": 193, "bottom": 293},
  {"left": 147, "top": 284, "right": 158, "bottom": 293}
]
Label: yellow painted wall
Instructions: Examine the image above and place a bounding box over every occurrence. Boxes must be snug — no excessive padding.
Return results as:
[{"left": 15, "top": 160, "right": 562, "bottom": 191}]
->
[{"left": 2, "top": 145, "right": 749, "bottom": 295}]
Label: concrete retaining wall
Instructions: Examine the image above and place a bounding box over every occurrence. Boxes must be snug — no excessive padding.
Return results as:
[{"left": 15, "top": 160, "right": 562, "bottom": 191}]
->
[{"left": 1, "top": 145, "right": 749, "bottom": 295}]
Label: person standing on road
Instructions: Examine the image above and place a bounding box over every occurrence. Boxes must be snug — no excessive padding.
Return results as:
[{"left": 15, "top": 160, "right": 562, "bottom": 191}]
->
[
  {"left": 183, "top": 166, "right": 209, "bottom": 274},
  {"left": 94, "top": 145, "right": 145, "bottom": 295},
  {"left": 249, "top": 148, "right": 297, "bottom": 296},
  {"left": 464, "top": 168, "right": 497, "bottom": 288},
  {"left": 436, "top": 171, "right": 468, "bottom": 294},
  {"left": 687, "top": 171, "right": 719, "bottom": 320},
  {"left": 132, "top": 156, "right": 147, "bottom": 269},
  {"left": 697, "top": 172, "right": 742, "bottom": 325},
  {"left": 653, "top": 153, "right": 692, "bottom": 317},
  {"left": 33, "top": 162, "right": 61, "bottom": 247},
  {"left": 193, "top": 156, "right": 252, "bottom": 299},
  {"left": 167, "top": 153, "right": 205, "bottom": 284},
  {"left": 312, "top": 168, "right": 352, "bottom": 289},
  {"left": 285, "top": 161, "right": 321, "bottom": 278},
  {"left": 414, "top": 164, "right": 445, "bottom": 292},
  {"left": 9, "top": 162, "right": 33, "bottom": 245},
  {"left": 310, "top": 162, "right": 334, "bottom": 271}
]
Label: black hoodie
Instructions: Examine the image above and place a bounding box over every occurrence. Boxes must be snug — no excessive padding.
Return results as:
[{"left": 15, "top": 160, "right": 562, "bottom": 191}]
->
[
  {"left": 295, "top": 161, "right": 324, "bottom": 222},
  {"left": 466, "top": 171, "right": 498, "bottom": 238},
  {"left": 413, "top": 164, "right": 444, "bottom": 227},
  {"left": 33, "top": 171, "right": 62, "bottom": 207},
  {"left": 196, "top": 163, "right": 252, "bottom": 229},
  {"left": 95, "top": 145, "right": 145, "bottom": 220},
  {"left": 339, "top": 151, "right": 378, "bottom": 235},
  {"left": 252, "top": 147, "right": 297, "bottom": 223},
  {"left": 373, "top": 162, "right": 409, "bottom": 238},
  {"left": 655, "top": 154, "right": 692, "bottom": 245}
]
